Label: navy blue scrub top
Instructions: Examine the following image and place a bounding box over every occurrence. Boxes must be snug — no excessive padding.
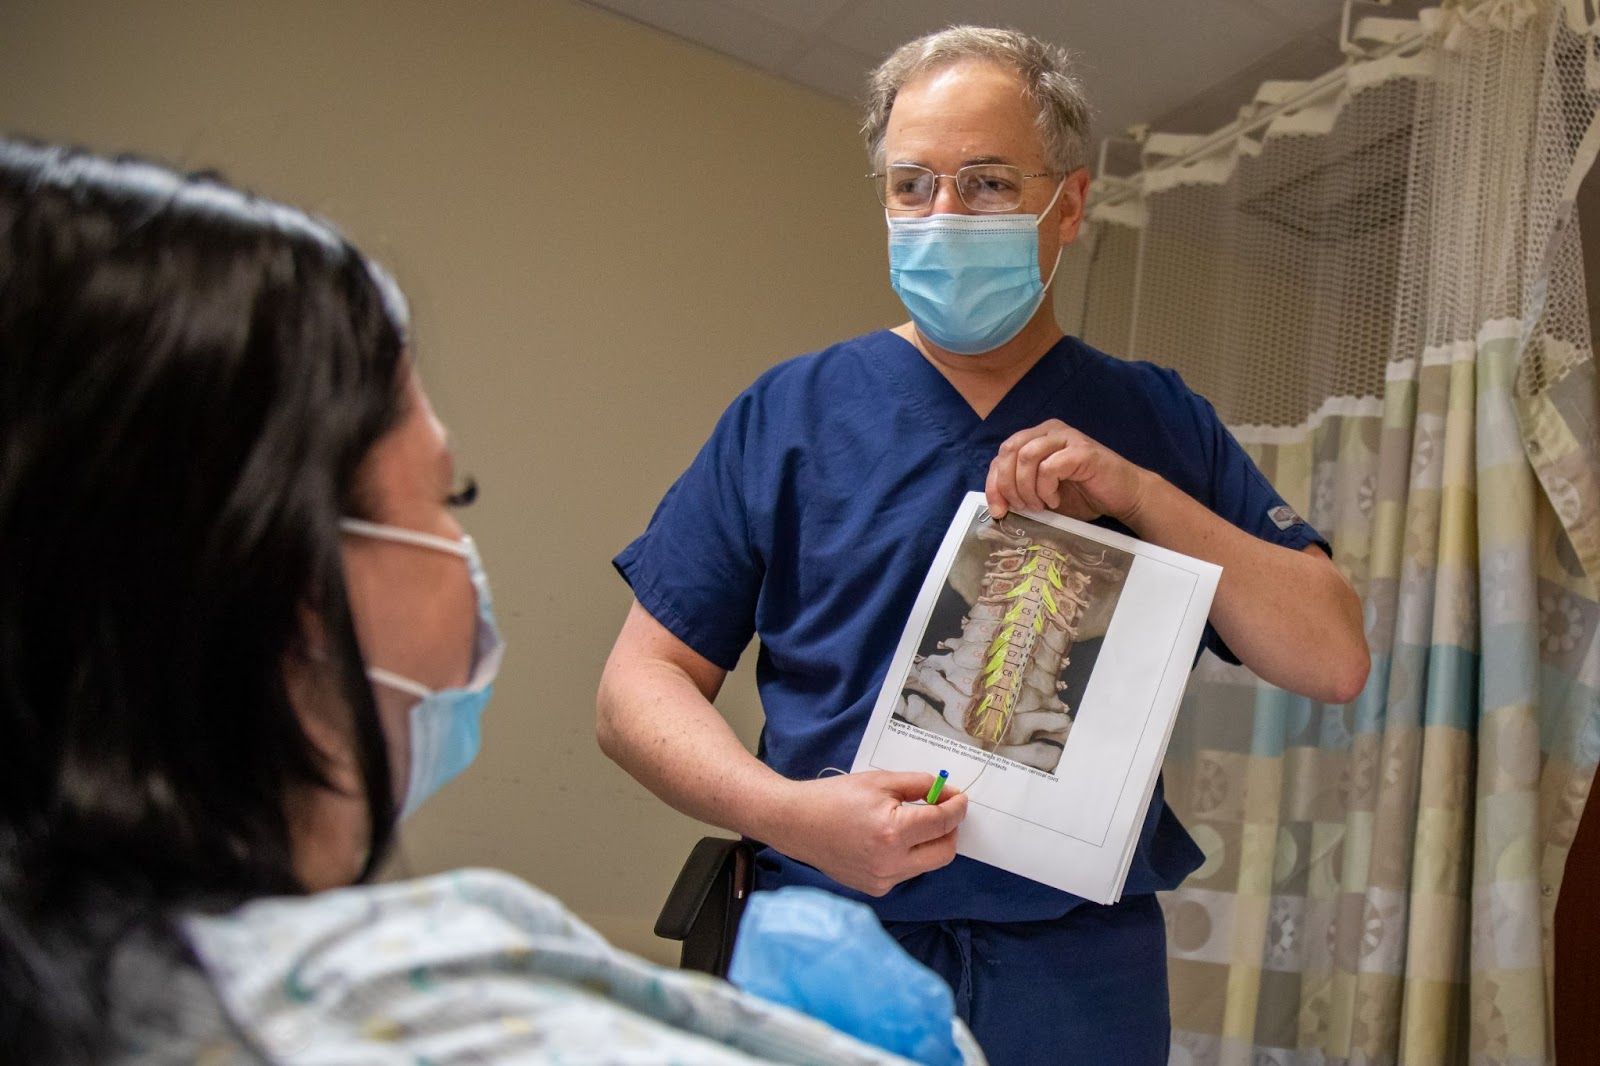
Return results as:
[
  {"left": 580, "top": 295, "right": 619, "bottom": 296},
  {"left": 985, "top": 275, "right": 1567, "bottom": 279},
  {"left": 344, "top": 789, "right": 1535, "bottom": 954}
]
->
[{"left": 614, "top": 330, "right": 1326, "bottom": 923}]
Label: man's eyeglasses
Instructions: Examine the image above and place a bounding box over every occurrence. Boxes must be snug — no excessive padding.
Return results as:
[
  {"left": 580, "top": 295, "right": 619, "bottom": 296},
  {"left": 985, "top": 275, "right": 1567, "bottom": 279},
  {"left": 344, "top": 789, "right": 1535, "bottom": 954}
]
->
[{"left": 867, "top": 164, "right": 1058, "bottom": 214}]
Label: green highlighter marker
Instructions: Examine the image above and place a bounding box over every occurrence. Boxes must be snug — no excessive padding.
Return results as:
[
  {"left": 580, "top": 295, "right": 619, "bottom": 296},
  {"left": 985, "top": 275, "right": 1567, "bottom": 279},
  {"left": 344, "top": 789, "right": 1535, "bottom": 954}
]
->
[{"left": 925, "top": 769, "right": 949, "bottom": 804}]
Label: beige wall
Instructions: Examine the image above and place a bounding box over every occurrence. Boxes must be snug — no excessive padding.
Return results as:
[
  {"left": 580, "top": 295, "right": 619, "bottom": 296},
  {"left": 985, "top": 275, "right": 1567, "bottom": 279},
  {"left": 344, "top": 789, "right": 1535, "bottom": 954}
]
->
[{"left": 0, "top": 0, "right": 903, "bottom": 962}]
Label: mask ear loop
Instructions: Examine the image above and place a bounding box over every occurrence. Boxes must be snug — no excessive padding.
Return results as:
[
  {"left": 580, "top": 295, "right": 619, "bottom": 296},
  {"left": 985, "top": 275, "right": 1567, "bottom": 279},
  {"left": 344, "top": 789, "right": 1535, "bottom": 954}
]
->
[
  {"left": 821, "top": 728, "right": 1003, "bottom": 799},
  {"left": 956, "top": 740, "right": 999, "bottom": 798},
  {"left": 1038, "top": 175, "right": 1069, "bottom": 292},
  {"left": 819, "top": 755, "right": 993, "bottom": 787},
  {"left": 340, "top": 517, "right": 470, "bottom": 557},
  {"left": 817, "top": 760, "right": 994, "bottom": 807}
]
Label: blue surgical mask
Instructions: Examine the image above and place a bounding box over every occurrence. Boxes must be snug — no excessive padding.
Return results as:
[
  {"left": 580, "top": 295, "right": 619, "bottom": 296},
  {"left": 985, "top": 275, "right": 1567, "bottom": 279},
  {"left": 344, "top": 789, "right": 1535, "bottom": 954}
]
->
[
  {"left": 888, "top": 178, "right": 1066, "bottom": 355},
  {"left": 339, "top": 518, "right": 505, "bottom": 819}
]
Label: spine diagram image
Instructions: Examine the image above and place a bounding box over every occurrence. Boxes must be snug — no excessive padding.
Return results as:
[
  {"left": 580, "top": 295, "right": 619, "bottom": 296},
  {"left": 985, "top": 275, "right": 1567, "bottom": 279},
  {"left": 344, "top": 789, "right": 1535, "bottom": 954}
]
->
[{"left": 895, "top": 511, "right": 1133, "bottom": 774}]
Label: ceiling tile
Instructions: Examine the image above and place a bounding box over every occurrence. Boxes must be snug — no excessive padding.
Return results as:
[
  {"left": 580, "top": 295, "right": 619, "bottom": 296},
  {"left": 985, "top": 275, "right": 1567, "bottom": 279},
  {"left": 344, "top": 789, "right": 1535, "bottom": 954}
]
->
[
  {"left": 583, "top": 0, "right": 799, "bottom": 70},
  {"left": 1232, "top": 0, "right": 1345, "bottom": 33},
  {"left": 1066, "top": 3, "right": 1302, "bottom": 136},
  {"left": 582, "top": 0, "right": 1369, "bottom": 152},
  {"left": 717, "top": 0, "right": 859, "bottom": 38},
  {"left": 825, "top": 0, "right": 1030, "bottom": 63},
  {"left": 781, "top": 37, "right": 880, "bottom": 106}
]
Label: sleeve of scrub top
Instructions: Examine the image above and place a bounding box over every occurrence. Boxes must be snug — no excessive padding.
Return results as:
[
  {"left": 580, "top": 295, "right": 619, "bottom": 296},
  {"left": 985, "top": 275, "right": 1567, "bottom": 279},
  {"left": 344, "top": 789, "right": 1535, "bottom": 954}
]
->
[
  {"left": 1165, "top": 371, "right": 1331, "bottom": 666},
  {"left": 613, "top": 390, "right": 763, "bottom": 673}
]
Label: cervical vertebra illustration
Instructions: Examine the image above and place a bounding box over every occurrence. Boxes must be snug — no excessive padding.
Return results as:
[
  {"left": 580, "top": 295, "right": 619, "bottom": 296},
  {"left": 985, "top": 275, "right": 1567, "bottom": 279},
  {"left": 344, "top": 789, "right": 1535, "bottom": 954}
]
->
[{"left": 903, "top": 518, "right": 1099, "bottom": 765}]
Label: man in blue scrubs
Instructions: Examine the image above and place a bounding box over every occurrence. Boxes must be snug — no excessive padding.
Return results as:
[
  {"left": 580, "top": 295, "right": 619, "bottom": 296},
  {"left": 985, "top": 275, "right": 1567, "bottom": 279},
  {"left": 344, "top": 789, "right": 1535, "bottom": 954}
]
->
[{"left": 598, "top": 25, "right": 1369, "bottom": 1065}]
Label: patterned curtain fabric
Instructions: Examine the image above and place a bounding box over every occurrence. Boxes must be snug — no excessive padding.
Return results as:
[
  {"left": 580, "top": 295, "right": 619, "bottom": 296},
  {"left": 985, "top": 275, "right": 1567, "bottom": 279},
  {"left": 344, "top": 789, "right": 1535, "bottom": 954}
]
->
[{"left": 1057, "top": 3, "right": 1600, "bottom": 1062}]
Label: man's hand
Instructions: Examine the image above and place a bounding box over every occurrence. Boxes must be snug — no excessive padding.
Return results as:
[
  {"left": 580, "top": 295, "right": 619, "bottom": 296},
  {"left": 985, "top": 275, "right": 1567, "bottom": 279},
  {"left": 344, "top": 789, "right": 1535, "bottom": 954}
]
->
[
  {"left": 978, "top": 421, "right": 1370, "bottom": 704},
  {"left": 599, "top": 604, "right": 974, "bottom": 897},
  {"left": 985, "top": 419, "right": 1148, "bottom": 523},
  {"left": 771, "top": 770, "right": 968, "bottom": 897}
]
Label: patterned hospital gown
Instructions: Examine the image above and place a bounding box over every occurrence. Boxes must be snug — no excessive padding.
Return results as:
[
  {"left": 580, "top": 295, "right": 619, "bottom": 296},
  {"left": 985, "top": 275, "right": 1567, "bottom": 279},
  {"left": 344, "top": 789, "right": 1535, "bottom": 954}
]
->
[{"left": 109, "top": 867, "right": 983, "bottom": 1065}]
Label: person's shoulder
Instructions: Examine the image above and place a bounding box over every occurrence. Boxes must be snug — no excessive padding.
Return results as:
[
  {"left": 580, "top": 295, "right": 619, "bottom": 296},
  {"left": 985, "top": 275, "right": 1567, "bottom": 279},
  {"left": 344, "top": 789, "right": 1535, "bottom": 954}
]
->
[
  {"left": 109, "top": 920, "right": 262, "bottom": 1065},
  {"left": 183, "top": 868, "right": 590, "bottom": 959},
  {"left": 745, "top": 329, "right": 897, "bottom": 397},
  {"left": 1058, "top": 335, "right": 1205, "bottom": 412},
  {"left": 1059, "top": 335, "right": 1185, "bottom": 388},
  {"left": 274, "top": 868, "right": 593, "bottom": 938},
  {"left": 714, "top": 331, "right": 898, "bottom": 443}
]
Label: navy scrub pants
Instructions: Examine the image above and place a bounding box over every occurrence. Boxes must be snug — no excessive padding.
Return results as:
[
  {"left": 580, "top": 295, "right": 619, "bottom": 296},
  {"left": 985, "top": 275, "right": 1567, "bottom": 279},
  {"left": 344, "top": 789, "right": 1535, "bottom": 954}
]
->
[{"left": 883, "top": 894, "right": 1170, "bottom": 1066}]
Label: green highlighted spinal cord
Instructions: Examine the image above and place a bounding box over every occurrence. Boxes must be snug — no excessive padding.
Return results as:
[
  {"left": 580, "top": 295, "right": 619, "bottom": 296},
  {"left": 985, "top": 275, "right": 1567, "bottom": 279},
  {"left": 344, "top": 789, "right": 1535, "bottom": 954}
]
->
[
  {"left": 967, "top": 545, "right": 1083, "bottom": 743},
  {"left": 902, "top": 526, "right": 1094, "bottom": 769}
]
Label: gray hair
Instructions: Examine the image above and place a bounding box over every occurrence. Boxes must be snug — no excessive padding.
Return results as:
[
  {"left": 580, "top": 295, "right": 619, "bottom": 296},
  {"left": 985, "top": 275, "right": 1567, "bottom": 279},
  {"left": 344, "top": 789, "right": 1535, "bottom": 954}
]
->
[{"left": 862, "top": 26, "right": 1092, "bottom": 174}]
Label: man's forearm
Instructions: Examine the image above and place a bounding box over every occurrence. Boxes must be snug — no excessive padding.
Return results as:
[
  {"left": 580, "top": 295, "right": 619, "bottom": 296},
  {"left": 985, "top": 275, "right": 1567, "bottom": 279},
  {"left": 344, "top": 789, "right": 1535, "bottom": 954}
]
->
[
  {"left": 596, "top": 603, "right": 972, "bottom": 894},
  {"left": 1124, "top": 473, "right": 1369, "bottom": 703},
  {"left": 596, "top": 652, "right": 795, "bottom": 842}
]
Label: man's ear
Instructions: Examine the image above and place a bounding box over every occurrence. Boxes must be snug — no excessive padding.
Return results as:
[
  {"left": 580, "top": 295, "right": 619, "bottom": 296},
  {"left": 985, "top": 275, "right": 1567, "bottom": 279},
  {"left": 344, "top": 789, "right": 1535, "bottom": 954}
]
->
[{"left": 1056, "top": 168, "right": 1091, "bottom": 247}]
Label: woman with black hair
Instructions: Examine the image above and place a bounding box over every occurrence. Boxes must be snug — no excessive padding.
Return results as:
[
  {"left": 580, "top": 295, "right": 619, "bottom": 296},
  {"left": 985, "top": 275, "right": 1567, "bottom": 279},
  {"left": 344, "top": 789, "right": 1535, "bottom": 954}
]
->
[{"left": 0, "top": 141, "right": 976, "bottom": 1066}]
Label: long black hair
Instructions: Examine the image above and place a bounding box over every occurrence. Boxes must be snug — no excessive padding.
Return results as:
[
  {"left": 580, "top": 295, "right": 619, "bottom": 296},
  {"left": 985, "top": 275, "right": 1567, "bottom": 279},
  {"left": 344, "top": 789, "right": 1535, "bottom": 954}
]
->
[{"left": 0, "top": 140, "right": 407, "bottom": 1062}]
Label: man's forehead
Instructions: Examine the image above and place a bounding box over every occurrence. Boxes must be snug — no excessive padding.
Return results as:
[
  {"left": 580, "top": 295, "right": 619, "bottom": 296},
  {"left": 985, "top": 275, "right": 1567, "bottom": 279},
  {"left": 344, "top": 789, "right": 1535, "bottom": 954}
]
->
[
  {"left": 902, "top": 57, "right": 1026, "bottom": 96},
  {"left": 885, "top": 152, "right": 1025, "bottom": 168},
  {"left": 884, "top": 63, "right": 1043, "bottom": 164},
  {"left": 888, "top": 63, "right": 1033, "bottom": 118}
]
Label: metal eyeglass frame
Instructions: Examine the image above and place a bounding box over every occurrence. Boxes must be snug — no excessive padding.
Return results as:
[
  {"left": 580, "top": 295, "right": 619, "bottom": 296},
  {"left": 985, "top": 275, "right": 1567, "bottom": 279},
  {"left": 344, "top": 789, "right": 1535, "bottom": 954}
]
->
[{"left": 866, "top": 163, "right": 1059, "bottom": 214}]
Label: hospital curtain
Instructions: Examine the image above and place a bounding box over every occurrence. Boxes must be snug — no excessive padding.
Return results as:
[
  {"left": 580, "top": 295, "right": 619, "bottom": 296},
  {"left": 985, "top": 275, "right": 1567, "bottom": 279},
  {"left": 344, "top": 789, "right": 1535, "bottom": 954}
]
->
[{"left": 1056, "top": 2, "right": 1600, "bottom": 1062}]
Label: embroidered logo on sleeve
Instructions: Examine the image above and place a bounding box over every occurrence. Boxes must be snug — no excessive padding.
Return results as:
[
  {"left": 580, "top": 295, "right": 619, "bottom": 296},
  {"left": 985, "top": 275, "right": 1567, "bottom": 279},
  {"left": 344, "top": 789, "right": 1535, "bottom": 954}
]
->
[{"left": 1268, "top": 505, "right": 1303, "bottom": 530}]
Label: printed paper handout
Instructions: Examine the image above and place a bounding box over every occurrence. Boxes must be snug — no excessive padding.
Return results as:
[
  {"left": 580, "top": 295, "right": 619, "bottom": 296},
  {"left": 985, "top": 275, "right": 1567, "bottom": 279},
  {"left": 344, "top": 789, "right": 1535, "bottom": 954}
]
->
[{"left": 849, "top": 492, "right": 1221, "bottom": 904}]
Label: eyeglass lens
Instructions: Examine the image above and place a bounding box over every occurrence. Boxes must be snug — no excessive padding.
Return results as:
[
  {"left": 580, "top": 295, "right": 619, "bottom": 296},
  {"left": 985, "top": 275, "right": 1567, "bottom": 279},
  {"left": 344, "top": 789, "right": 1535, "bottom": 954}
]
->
[{"left": 877, "top": 164, "right": 1027, "bottom": 212}]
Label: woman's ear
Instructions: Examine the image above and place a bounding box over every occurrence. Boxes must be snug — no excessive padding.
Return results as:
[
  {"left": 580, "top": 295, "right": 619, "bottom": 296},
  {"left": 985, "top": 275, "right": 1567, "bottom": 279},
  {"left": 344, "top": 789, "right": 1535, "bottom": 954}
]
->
[
  {"left": 296, "top": 606, "right": 332, "bottom": 663},
  {"left": 282, "top": 607, "right": 372, "bottom": 891},
  {"left": 282, "top": 608, "right": 348, "bottom": 756}
]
